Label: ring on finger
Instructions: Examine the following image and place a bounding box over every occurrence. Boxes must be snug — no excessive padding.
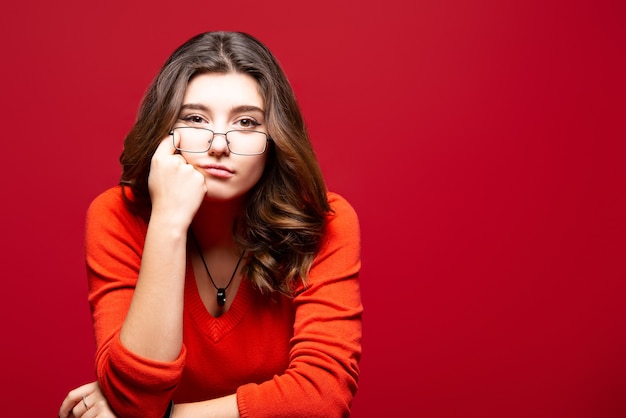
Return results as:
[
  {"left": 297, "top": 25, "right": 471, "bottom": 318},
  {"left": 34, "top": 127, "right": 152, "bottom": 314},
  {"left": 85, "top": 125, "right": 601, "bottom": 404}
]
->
[{"left": 82, "top": 394, "right": 89, "bottom": 410}]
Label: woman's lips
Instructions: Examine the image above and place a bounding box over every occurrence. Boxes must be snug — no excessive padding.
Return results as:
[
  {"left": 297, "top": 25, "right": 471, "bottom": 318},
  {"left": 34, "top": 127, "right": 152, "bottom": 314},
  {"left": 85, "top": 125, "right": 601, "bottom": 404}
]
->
[{"left": 202, "top": 164, "right": 234, "bottom": 178}]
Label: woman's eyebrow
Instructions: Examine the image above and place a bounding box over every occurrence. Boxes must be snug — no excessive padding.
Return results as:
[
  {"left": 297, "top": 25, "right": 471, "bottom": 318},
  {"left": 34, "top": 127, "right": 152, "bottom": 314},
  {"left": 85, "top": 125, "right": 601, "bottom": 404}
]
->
[
  {"left": 180, "top": 103, "right": 209, "bottom": 112},
  {"left": 231, "top": 105, "right": 265, "bottom": 114}
]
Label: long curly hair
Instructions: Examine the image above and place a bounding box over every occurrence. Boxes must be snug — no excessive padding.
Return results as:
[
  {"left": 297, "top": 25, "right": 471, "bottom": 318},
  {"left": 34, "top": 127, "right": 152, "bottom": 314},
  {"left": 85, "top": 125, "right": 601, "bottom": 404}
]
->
[{"left": 119, "top": 31, "right": 330, "bottom": 295}]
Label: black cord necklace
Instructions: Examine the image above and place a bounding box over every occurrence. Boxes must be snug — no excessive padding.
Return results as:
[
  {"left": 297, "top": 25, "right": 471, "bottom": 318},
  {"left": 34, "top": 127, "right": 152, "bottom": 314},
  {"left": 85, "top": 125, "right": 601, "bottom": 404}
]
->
[{"left": 190, "top": 231, "right": 245, "bottom": 307}]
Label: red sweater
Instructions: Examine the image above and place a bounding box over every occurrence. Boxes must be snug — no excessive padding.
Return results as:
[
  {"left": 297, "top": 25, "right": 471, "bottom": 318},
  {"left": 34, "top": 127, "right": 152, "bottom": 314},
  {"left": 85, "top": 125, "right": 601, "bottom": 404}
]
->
[{"left": 86, "top": 186, "right": 362, "bottom": 418}]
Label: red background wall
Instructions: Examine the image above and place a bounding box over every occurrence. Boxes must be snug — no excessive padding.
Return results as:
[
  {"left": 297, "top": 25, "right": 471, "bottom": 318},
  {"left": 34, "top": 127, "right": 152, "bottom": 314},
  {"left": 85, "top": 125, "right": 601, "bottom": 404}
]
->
[{"left": 1, "top": 1, "right": 624, "bottom": 416}]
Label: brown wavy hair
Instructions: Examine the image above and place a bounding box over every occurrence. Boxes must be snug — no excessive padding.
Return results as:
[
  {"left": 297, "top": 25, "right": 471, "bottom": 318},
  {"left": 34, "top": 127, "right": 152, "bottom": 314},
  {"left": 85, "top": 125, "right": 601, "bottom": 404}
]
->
[{"left": 119, "top": 31, "right": 330, "bottom": 295}]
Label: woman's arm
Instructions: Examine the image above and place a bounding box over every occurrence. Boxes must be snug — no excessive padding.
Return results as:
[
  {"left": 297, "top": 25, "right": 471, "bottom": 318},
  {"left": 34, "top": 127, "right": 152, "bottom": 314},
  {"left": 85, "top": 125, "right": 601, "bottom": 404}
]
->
[
  {"left": 120, "top": 137, "right": 206, "bottom": 361},
  {"left": 172, "top": 395, "right": 238, "bottom": 418},
  {"left": 59, "top": 382, "right": 239, "bottom": 418},
  {"left": 235, "top": 192, "right": 363, "bottom": 418},
  {"left": 86, "top": 138, "right": 207, "bottom": 417}
]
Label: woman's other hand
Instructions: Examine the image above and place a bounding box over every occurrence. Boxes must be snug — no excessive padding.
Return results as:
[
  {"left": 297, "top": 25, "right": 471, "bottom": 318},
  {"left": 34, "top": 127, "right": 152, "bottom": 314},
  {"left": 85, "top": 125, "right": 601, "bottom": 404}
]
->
[{"left": 59, "top": 381, "right": 117, "bottom": 418}]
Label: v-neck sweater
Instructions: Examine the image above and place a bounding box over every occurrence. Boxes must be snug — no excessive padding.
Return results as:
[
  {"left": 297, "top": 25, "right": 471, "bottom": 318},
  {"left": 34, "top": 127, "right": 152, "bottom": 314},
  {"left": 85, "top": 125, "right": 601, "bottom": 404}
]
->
[{"left": 86, "top": 186, "right": 362, "bottom": 418}]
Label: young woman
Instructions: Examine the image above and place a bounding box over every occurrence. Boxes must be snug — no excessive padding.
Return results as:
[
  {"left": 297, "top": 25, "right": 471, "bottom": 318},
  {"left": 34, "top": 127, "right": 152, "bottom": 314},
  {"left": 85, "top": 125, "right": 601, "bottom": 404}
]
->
[{"left": 58, "top": 31, "right": 362, "bottom": 418}]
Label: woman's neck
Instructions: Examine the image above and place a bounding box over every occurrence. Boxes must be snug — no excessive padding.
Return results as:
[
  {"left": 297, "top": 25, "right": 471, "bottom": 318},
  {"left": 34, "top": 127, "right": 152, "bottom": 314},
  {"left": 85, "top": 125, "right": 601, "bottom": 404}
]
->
[{"left": 190, "top": 198, "right": 243, "bottom": 250}]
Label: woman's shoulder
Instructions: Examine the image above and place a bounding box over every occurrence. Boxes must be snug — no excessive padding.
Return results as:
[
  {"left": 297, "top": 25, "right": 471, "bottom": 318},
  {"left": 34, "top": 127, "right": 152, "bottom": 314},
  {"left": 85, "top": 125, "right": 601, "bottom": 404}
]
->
[
  {"left": 88, "top": 185, "right": 128, "bottom": 211},
  {"left": 306, "top": 191, "right": 361, "bottom": 282},
  {"left": 86, "top": 185, "right": 148, "bottom": 239},
  {"left": 87, "top": 185, "right": 143, "bottom": 222},
  {"left": 326, "top": 191, "right": 359, "bottom": 222},
  {"left": 324, "top": 191, "right": 360, "bottom": 239}
]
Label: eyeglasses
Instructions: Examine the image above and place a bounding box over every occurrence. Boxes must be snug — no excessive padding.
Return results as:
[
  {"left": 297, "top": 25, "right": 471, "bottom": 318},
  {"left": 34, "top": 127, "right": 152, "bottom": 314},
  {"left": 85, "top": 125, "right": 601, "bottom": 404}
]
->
[{"left": 170, "top": 126, "right": 270, "bottom": 155}]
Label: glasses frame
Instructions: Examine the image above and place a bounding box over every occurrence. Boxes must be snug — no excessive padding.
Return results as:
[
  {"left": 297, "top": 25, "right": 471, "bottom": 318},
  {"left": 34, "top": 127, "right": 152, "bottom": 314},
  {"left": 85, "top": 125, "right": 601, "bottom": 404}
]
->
[{"left": 169, "top": 126, "right": 271, "bottom": 156}]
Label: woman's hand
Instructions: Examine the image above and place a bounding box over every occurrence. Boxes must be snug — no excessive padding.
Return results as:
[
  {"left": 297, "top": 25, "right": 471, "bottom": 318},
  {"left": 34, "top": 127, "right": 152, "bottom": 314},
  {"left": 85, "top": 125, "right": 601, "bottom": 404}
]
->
[
  {"left": 148, "top": 135, "right": 207, "bottom": 228},
  {"left": 59, "top": 381, "right": 117, "bottom": 418}
]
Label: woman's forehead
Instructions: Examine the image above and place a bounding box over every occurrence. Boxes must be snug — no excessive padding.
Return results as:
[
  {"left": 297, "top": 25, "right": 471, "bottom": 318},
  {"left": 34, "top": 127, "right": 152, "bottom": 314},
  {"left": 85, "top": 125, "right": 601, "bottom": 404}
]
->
[{"left": 183, "top": 72, "right": 265, "bottom": 113}]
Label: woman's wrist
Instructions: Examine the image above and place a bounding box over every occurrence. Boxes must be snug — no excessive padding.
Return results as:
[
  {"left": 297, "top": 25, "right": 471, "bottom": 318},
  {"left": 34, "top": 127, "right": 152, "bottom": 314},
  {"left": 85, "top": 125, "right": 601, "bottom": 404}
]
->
[{"left": 148, "top": 211, "right": 193, "bottom": 236}]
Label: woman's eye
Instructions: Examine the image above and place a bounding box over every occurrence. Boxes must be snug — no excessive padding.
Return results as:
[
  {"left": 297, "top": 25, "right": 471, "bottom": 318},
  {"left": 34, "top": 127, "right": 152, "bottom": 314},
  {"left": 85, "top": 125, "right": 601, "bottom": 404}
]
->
[
  {"left": 238, "top": 118, "right": 260, "bottom": 129},
  {"left": 182, "top": 115, "right": 207, "bottom": 124}
]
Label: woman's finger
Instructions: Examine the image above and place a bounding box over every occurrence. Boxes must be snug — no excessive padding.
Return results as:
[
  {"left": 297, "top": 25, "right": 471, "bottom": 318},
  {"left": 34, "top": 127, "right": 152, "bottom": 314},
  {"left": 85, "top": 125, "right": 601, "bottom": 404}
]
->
[
  {"left": 153, "top": 133, "right": 178, "bottom": 158},
  {"left": 81, "top": 399, "right": 118, "bottom": 418},
  {"left": 79, "top": 387, "right": 118, "bottom": 418},
  {"left": 70, "top": 394, "right": 89, "bottom": 418},
  {"left": 59, "top": 382, "right": 98, "bottom": 417}
]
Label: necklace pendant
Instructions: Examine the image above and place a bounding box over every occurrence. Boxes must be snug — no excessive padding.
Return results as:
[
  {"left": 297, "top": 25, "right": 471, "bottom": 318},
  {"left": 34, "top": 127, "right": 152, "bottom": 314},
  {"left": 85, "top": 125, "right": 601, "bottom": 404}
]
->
[{"left": 217, "top": 288, "right": 226, "bottom": 306}]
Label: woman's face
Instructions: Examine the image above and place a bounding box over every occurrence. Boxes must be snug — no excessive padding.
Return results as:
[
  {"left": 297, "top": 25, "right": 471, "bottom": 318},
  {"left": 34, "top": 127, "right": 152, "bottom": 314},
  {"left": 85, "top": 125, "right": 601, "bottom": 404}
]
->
[{"left": 175, "top": 72, "right": 269, "bottom": 202}]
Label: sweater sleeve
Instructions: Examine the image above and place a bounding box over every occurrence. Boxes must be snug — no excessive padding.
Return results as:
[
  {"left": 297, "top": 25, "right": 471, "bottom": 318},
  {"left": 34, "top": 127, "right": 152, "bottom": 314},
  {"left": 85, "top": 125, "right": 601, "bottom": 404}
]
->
[
  {"left": 236, "top": 193, "right": 363, "bottom": 418},
  {"left": 85, "top": 187, "right": 185, "bottom": 418}
]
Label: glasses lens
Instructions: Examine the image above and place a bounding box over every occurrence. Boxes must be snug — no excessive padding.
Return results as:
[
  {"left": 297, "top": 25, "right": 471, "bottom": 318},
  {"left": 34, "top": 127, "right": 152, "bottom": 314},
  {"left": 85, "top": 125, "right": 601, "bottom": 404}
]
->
[
  {"left": 173, "top": 127, "right": 212, "bottom": 153},
  {"left": 227, "top": 131, "right": 268, "bottom": 155},
  {"left": 172, "top": 127, "right": 268, "bottom": 155}
]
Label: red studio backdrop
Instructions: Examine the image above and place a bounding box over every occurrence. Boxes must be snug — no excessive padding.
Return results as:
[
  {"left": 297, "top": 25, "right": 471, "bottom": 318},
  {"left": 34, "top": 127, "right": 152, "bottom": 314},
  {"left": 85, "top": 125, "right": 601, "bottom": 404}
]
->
[{"left": 1, "top": 1, "right": 624, "bottom": 417}]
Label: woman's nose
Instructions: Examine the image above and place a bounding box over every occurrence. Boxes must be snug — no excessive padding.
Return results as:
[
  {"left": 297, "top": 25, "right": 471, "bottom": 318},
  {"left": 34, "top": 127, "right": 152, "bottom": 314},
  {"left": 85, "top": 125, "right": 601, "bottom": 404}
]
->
[{"left": 209, "top": 132, "right": 230, "bottom": 155}]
